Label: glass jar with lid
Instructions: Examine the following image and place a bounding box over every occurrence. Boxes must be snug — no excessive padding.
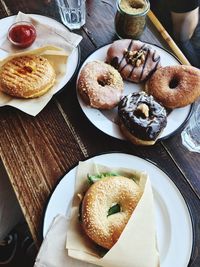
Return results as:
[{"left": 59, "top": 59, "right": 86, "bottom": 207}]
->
[{"left": 115, "top": 0, "right": 150, "bottom": 39}]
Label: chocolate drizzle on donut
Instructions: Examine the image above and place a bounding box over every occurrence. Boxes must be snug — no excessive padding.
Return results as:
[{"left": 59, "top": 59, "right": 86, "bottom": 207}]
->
[
  {"left": 118, "top": 92, "right": 167, "bottom": 141},
  {"left": 152, "top": 50, "right": 160, "bottom": 62},
  {"left": 118, "top": 40, "right": 146, "bottom": 73},
  {"left": 119, "top": 39, "right": 134, "bottom": 68},
  {"left": 109, "top": 40, "right": 161, "bottom": 82},
  {"left": 110, "top": 57, "right": 119, "bottom": 69},
  {"left": 144, "top": 50, "right": 161, "bottom": 81},
  {"left": 110, "top": 40, "right": 134, "bottom": 70},
  {"left": 139, "top": 48, "right": 150, "bottom": 81}
]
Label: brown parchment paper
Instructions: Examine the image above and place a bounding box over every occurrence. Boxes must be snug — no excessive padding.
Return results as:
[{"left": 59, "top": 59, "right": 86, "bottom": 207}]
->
[{"left": 66, "top": 161, "right": 160, "bottom": 267}]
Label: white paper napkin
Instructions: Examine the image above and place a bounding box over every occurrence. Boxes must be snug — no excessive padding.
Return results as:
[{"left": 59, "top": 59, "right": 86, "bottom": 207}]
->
[
  {"left": 34, "top": 215, "right": 96, "bottom": 267},
  {"left": 0, "top": 12, "right": 82, "bottom": 116},
  {"left": 1, "top": 12, "right": 82, "bottom": 54}
]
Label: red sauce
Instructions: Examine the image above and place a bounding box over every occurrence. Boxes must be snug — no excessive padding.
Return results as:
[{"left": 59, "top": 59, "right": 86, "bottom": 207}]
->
[{"left": 8, "top": 23, "right": 37, "bottom": 48}]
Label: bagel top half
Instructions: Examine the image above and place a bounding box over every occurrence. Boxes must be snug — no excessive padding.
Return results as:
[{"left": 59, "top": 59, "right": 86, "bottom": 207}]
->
[
  {"left": 0, "top": 55, "right": 56, "bottom": 98},
  {"left": 81, "top": 175, "right": 142, "bottom": 250}
]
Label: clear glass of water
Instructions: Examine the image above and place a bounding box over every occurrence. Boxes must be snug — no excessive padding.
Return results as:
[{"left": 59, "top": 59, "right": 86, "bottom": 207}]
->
[
  {"left": 181, "top": 102, "right": 200, "bottom": 153},
  {"left": 55, "top": 0, "right": 86, "bottom": 30}
]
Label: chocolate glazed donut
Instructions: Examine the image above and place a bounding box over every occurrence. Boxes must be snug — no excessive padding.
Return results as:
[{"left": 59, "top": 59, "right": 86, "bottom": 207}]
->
[
  {"left": 106, "top": 39, "right": 161, "bottom": 83},
  {"left": 118, "top": 92, "right": 167, "bottom": 145}
]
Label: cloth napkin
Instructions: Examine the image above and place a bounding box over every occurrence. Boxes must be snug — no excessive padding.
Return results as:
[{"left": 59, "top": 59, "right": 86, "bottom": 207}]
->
[
  {"left": 34, "top": 215, "right": 96, "bottom": 267},
  {"left": 0, "top": 12, "right": 82, "bottom": 116}
]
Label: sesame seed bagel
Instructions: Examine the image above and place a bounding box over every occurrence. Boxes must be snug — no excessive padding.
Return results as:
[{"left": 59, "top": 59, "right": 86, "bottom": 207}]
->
[
  {"left": 0, "top": 55, "right": 56, "bottom": 98},
  {"left": 81, "top": 176, "right": 141, "bottom": 250},
  {"left": 78, "top": 60, "right": 124, "bottom": 109}
]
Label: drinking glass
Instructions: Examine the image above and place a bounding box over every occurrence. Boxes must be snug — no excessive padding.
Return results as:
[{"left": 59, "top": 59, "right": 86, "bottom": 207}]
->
[
  {"left": 55, "top": 0, "right": 86, "bottom": 30},
  {"left": 181, "top": 102, "right": 200, "bottom": 153}
]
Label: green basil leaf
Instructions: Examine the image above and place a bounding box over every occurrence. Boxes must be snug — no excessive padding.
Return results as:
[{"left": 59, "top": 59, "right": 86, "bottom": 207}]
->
[
  {"left": 87, "top": 174, "right": 103, "bottom": 185},
  {"left": 107, "top": 204, "right": 120, "bottom": 217},
  {"left": 87, "top": 172, "right": 118, "bottom": 185}
]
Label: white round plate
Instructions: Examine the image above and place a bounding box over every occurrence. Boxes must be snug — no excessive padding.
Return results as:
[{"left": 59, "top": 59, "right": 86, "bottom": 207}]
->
[
  {"left": 0, "top": 14, "right": 79, "bottom": 91},
  {"left": 43, "top": 152, "right": 193, "bottom": 267},
  {"left": 77, "top": 43, "right": 192, "bottom": 140}
]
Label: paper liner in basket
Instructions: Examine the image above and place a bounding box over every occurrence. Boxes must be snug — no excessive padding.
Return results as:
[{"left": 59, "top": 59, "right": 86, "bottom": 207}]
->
[{"left": 66, "top": 161, "right": 160, "bottom": 267}]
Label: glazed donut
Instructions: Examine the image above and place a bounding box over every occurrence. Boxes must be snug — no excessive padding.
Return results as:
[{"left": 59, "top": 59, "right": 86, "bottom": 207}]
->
[
  {"left": 118, "top": 92, "right": 167, "bottom": 145},
  {"left": 145, "top": 65, "right": 200, "bottom": 109},
  {"left": 77, "top": 60, "right": 124, "bottom": 109},
  {"left": 81, "top": 176, "right": 141, "bottom": 250},
  {"left": 106, "top": 39, "right": 161, "bottom": 83}
]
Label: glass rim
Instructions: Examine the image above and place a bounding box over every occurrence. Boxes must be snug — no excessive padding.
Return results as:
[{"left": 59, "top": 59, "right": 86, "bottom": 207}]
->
[
  {"left": 56, "top": 0, "right": 86, "bottom": 9},
  {"left": 116, "top": 0, "right": 150, "bottom": 17}
]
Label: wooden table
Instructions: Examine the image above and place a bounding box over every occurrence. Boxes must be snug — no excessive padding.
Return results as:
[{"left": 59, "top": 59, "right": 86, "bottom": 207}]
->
[{"left": 0, "top": 0, "right": 199, "bottom": 265}]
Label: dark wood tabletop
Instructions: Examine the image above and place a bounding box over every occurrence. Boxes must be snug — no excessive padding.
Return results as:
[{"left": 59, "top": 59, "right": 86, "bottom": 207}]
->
[{"left": 0, "top": 0, "right": 199, "bottom": 266}]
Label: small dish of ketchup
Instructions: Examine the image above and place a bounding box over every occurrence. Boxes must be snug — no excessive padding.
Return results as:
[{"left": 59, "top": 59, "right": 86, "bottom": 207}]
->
[{"left": 8, "top": 21, "right": 37, "bottom": 48}]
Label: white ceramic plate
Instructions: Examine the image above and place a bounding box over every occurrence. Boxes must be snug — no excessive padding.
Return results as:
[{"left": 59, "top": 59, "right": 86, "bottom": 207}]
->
[
  {"left": 0, "top": 14, "right": 80, "bottom": 92},
  {"left": 77, "top": 43, "right": 192, "bottom": 140},
  {"left": 43, "top": 153, "right": 193, "bottom": 267}
]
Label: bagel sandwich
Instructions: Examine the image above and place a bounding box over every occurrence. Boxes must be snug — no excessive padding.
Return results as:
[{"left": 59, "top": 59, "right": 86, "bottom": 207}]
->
[{"left": 80, "top": 172, "right": 142, "bottom": 250}]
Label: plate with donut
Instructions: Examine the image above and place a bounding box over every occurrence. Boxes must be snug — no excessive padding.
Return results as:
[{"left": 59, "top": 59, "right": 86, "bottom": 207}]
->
[
  {"left": 76, "top": 39, "right": 200, "bottom": 146},
  {"left": 43, "top": 152, "right": 193, "bottom": 267}
]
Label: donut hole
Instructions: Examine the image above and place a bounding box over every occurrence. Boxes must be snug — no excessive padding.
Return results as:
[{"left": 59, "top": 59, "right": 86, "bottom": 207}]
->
[
  {"left": 107, "top": 203, "right": 121, "bottom": 217},
  {"left": 134, "top": 109, "right": 146, "bottom": 119},
  {"left": 169, "top": 75, "right": 180, "bottom": 89},
  {"left": 97, "top": 75, "right": 111, "bottom": 87},
  {"left": 134, "top": 103, "right": 149, "bottom": 119}
]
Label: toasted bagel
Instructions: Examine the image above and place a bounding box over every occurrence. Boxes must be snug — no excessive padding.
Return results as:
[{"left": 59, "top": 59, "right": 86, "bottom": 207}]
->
[
  {"left": 0, "top": 55, "right": 56, "bottom": 98},
  {"left": 81, "top": 176, "right": 141, "bottom": 249}
]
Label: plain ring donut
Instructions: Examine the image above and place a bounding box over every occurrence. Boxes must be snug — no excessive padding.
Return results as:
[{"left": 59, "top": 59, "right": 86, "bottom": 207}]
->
[
  {"left": 77, "top": 60, "right": 124, "bottom": 109},
  {"left": 81, "top": 175, "right": 141, "bottom": 250},
  {"left": 145, "top": 65, "right": 200, "bottom": 109}
]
